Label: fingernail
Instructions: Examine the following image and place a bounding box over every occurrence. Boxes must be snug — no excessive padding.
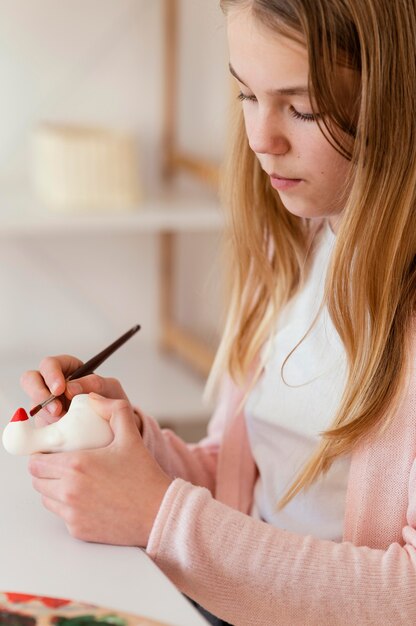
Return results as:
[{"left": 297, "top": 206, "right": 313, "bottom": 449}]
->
[
  {"left": 67, "top": 382, "right": 82, "bottom": 396},
  {"left": 51, "top": 380, "right": 62, "bottom": 394},
  {"left": 47, "top": 401, "right": 59, "bottom": 414}
]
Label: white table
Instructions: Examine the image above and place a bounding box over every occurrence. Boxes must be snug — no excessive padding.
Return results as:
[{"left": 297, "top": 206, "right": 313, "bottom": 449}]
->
[{"left": 0, "top": 444, "right": 208, "bottom": 626}]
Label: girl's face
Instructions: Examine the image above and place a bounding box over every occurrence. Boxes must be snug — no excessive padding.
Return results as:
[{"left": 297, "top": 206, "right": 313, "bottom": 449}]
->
[{"left": 227, "top": 9, "right": 353, "bottom": 232}]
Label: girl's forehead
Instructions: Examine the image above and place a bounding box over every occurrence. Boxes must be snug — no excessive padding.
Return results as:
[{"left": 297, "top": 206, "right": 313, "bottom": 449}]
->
[
  {"left": 227, "top": 4, "right": 306, "bottom": 49},
  {"left": 227, "top": 7, "right": 360, "bottom": 102},
  {"left": 227, "top": 8, "right": 309, "bottom": 87}
]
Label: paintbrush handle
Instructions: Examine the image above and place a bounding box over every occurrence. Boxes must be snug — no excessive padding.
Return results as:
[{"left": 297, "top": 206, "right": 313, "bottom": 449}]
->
[
  {"left": 29, "top": 324, "right": 141, "bottom": 416},
  {"left": 66, "top": 324, "right": 141, "bottom": 381}
]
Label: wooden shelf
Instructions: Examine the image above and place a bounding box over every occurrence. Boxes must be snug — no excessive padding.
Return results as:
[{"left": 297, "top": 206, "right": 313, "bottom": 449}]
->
[
  {"left": 0, "top": 187, "right": 223, "bottom": 236},
  {"left": 0, "top": 342, "right": 213, "bottom": 426}
]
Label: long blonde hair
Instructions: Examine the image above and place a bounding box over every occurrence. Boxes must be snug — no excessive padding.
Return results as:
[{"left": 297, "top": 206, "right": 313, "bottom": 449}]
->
[{"left": 212, "top": 0, "right": 416, "bottom": 507}]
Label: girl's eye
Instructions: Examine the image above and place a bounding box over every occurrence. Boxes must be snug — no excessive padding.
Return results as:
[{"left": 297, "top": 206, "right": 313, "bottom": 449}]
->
[
  {"left": 237, "top": 92, "right": 257, "bottom": 103},
  {"left": 289, "top": 106, "right": 319, "bottom": 123},
  {"left": 237, "top": 93, "right": 320, "bottom": 123}
]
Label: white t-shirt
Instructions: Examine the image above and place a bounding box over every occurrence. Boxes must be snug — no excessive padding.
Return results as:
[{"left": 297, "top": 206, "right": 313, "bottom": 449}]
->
[{"left": 245, "top": 221, "right": 350, "bottom": 541}]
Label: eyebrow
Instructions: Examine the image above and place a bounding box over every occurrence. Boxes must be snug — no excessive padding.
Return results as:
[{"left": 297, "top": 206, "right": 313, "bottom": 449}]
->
[{"left": 229, "top": 63, "right": 310, "bottom": 97}]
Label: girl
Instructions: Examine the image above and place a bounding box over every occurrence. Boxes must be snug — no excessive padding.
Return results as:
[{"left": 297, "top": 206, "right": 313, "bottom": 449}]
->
[{"left": 22, "top": 0, "right": 416, "bottom": 624}]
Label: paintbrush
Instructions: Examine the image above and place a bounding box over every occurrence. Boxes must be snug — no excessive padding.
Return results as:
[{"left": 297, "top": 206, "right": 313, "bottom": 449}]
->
[{"left": 29, "top": 324, "right": 141, "bottom": 417}]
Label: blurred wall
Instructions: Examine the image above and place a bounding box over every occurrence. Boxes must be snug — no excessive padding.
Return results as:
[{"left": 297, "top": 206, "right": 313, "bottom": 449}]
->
[{"left": 0, "top": 1, "right": 228, "bottom": 364}]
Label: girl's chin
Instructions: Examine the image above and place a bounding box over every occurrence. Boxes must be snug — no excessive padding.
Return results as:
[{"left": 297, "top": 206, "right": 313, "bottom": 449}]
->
[
  {"left": 277, "top": 196, "right": 339, "bottom": 223},
  {"left": 278, "top": 200, "right": 321, "bottom": 220}
]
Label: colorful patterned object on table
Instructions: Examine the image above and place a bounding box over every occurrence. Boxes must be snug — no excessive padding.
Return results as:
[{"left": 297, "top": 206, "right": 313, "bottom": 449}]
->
[
  {"left": 0, "top": 593, "right": 172, "bottom": 626},
  {"left": 4, "top": 595, "right": 70, "bottom": 609}
]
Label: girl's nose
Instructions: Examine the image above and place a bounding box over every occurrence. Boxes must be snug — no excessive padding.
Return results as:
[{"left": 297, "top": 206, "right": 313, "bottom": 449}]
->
[{"left": 248, "top": 112, "right": 290, "bottom": 156}]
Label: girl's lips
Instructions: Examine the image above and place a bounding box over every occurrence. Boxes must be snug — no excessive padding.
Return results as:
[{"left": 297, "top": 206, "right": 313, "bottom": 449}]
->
[{"left": 270, "top": 175, "right": 302, "bottom": 191}]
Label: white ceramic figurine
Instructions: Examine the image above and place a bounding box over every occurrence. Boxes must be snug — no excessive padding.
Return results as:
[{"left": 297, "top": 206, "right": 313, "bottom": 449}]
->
[{"left": 2, "top": 394, "right": 113, "bottom": 455}]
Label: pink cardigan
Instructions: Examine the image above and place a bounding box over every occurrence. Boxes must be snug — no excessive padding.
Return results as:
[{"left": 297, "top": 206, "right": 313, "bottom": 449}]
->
[{"left": 143, "top": 351, "right": 416, "bottom": 624}]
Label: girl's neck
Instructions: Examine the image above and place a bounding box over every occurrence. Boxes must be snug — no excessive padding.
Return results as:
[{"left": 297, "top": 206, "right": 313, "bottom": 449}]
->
[{"left": 328, "top": 215, "right": 340, "bottom": 234}]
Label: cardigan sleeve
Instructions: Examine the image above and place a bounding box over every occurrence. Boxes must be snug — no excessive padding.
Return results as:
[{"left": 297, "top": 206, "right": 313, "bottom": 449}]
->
[
  {"left": 137, "top": 375, "right": 243, "bottom": 493},
  {"left": 146, "top": 478, "right": 416, "bottom": 626}
]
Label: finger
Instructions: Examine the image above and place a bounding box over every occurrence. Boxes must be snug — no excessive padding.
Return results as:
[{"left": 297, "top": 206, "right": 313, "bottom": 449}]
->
[
  {"left": 66, "top": 374, "right": 106, "bottom": 399},
  {"left": 88, "top": 393, "right": 128, "bottom": 419},
  {"left": 67, "top": 375, "right": 128, "bottom": 401},
  {"left": 32, "top": 477, "right": 60, "bottom": 501},
  {"left": 34, "top": 409, "right": 63, "bottom": 427},
  {"left": 87, "top": 393, "right": 143, "bottom": 433},
  {"left": 20, "top": 369, "right": 50, "bottom": 400},
  {"left": 41, "top": 495, "right": 69, "bottom": 520},
  {"left": 20, "top": 370, "right": 64, "bottom": 418},
  {"left": 28, "top": 453, "right": 66, "bottom": 479},
  {"left": 39, "top": 355, "right": 84, "bottom": 397},
  {"left": 89, "top": 395, "right": 138, "bottom": 443}
]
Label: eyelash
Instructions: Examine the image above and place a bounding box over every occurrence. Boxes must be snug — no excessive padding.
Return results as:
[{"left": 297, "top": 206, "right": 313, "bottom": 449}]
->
[{"left": 237, "top": 92, "right": 318, "bottom": 123}]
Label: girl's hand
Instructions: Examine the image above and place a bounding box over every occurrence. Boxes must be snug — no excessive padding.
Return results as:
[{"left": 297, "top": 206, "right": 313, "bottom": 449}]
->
[
  {"left": 20, "top": 355, "right": 130, "bottom": 426},
  {"left": 28, "top": 395, "right": 171, "bottom": 547}
]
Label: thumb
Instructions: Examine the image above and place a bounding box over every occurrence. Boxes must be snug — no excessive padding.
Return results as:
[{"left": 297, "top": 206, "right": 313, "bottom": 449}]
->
[{"left": 88, "top": 394, "right": 139, "bottom": 445}]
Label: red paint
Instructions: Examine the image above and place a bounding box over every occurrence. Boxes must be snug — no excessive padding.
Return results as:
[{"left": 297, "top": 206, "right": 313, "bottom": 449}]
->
[
  {"left": 11, "top": 408, "right": 29, "bottom": 422},
  {"left": 39, "top": 596, "right": 71, "bottom": 608},
  {"left": 5, "top": 593, "right": 35, "bottom": 602},
  {"left": 5, "top": 592, "right": 70, "bottom": 607}
]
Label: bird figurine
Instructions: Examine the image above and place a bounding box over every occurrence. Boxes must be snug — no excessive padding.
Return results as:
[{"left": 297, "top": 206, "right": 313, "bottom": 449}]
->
[{"left": 2, "top": 394, "right": 113, "bottom": 455}]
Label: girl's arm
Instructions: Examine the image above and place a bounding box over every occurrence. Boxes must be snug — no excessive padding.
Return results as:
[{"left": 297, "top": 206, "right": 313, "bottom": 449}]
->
[
  {"left": 138, "top": 413, "right": 219, "bottom": 492},
  {"left": 147, "top": 478, "right": 416, "bottom": 626},
  {"left": 138, "top": 375, "right": 242, "bottom": 493}
]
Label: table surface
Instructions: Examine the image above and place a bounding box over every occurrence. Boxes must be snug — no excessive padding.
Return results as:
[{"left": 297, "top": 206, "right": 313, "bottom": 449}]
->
[{"left": 0, "top": 444, "right": 208, "bottom": 626}]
